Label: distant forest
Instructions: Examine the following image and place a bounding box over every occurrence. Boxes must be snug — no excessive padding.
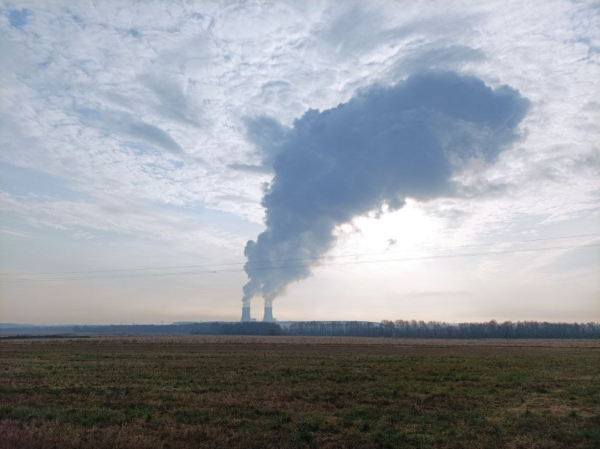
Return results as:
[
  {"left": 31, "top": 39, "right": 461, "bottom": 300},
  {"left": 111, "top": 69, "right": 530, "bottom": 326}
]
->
[
  {"left": 287, "top": 320, "right": 600, "bottom": 339},
  {"left": 66, "top": 320, "right": 600, "bottom": 338},
  {"left": 70, "top": 322, "right": 283, "bottom": 336}
]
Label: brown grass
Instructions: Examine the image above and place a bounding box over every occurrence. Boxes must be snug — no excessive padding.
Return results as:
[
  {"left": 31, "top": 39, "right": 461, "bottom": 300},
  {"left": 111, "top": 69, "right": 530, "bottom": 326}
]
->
[{"left": 1, "top": 336, "right": 599, "bottom": 448}]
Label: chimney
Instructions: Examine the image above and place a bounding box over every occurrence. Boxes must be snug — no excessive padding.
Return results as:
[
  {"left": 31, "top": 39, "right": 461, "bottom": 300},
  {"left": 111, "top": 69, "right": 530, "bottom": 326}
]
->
[
  {"left": 241, "top": 306, "right": 251, "bottom": 322},
  {"left": 263, "top": 306, "right": 274, "bottom": 322}
]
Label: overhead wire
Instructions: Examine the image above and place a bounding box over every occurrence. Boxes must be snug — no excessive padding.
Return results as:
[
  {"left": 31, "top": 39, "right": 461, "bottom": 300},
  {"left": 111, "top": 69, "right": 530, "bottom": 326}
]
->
[
  {"left": 1, "top": 232, "right": 599, "bottom": 279},
  {"left": 1, "top": 241, "right": 598, "bottom": 282}
]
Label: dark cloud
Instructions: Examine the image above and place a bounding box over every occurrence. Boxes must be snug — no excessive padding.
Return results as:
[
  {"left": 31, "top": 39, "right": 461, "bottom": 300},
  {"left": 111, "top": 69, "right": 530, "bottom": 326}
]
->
[{"left": 241, "top": 71, "right": 529, "bottom": 306}]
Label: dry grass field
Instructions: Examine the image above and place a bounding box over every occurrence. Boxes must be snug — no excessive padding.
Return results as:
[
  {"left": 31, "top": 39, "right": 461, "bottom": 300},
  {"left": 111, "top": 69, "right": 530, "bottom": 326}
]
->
[{"left": 1, "top": 336, "right": 599, "bottom": 448}]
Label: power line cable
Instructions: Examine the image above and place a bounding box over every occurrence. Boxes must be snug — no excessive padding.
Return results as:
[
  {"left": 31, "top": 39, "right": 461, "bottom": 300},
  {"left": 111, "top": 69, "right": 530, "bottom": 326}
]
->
[
  {"left": 2, "top": 242, "right": 598, "bottom": 282},
  {"left": 2, "top": 232, "right": 598, "bottom": 278}
]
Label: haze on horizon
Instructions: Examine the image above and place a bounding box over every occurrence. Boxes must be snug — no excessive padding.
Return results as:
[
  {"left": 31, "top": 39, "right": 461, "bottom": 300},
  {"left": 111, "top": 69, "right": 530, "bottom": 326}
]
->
[{"left": 1, "top": 0, "right": 599, "bottom": 325}]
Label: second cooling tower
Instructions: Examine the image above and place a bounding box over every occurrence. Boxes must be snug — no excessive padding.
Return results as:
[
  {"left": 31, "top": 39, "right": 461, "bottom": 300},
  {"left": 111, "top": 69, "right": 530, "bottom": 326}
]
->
[{"left": 263, "top": 307, "right": 274, "bottom": 322}]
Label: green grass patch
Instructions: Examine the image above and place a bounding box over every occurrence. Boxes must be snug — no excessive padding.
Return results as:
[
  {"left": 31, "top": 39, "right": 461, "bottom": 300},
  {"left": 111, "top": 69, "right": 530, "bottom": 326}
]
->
[{"left": 0, "top": 338, "right": 598, "bottom": 448}]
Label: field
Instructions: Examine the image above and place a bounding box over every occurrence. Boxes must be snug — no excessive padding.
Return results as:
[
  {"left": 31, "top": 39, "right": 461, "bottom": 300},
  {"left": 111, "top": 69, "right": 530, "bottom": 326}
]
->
[{"left": 1, "top": 337, "right": 599, "bottom": 448}]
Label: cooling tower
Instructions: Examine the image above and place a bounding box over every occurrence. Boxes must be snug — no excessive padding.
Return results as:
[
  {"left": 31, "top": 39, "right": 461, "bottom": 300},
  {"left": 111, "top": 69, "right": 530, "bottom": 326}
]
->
[
  {"left": 241, "top": 306, "right": 251, "bottom": 322},
  {"left": 263, "top": 306, "right": 274, "bottom": 322}
]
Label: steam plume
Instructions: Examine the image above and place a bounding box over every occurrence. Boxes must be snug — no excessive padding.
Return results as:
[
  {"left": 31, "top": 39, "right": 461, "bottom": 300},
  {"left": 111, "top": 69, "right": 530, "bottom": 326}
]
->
[{"left": 242, "top": 72, "right": 529, "bottom": 307}]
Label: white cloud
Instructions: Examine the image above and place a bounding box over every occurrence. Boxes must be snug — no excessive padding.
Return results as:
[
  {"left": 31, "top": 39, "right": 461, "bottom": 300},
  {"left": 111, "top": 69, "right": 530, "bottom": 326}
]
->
[{"left": 0, "top": 191, "right": 246, "bottom": 252}]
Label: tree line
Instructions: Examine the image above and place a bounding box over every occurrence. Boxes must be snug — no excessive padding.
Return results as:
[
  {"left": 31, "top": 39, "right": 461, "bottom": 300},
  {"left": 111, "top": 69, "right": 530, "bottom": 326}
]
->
[
  {"left": 287, "top": 320, "right": 600, "bottom": 339},
  {"left": 64, "top": 320, "right": 600, "bottom": 338},
  {"left": 71, "top": 322, "right": 283, "bottom": 336}
]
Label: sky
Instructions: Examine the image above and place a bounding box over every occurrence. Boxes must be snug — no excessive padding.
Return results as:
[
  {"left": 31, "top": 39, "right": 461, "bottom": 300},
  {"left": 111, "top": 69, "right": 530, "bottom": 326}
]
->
[{"left": 0, "top": 0, "right": 598, "bottom": 325}]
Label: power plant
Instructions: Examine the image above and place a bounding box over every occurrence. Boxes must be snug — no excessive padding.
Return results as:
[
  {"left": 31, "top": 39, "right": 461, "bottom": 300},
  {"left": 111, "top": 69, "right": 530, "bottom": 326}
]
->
[{"left": 240, "top": 305, "right": 275, "bottom": 322}]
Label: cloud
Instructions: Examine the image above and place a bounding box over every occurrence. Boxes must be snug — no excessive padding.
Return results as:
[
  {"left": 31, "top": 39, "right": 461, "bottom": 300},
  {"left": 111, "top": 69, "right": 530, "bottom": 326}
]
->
[
  {"left": 76, "top": 108, "right": 185, "bottom": 155},
  {"left": 228, "top": 116, "right": 288, "bottom": 173},
  {"left": 125, "top": 122, "right": 184, "bottom": 155},
  {"left": 228, "top": 163, "right": 272, "bottom": 174},
  {"left": 242, "top": 71, "right": 529, "bottom": 305},
  {"left": 0, "top": 5, "right": 597, "bottom": 263},
  {"left": 393, "top": 45, "right": 486, "bottom": 75},
  {"left": 1, "top": 0, "right": 594, "bottom": 232},
  {"left": 0, "top": 228, "right": 30, "bottom": 238},
  {"left": 316, "top": 4, "right": 480, "bottom": 61},
  {"left": 0, "top": 191, "right": 245, "bottom": 250},
  {"left": 139, "top": 74, "right": 204, "bottom": 128}
]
